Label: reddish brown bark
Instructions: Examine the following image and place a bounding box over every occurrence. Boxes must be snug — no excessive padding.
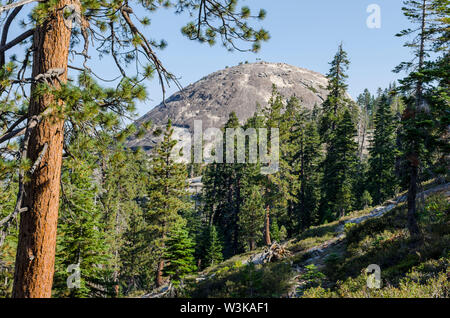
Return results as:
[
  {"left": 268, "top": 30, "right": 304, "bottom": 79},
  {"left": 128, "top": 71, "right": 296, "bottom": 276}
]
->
[
  {"left": 264, "top": 206, "right": 271, "bottom": 246},
  {"left": 12, "top": 0, "right": 72, "bottom": 298},
  {"left": 155, "top": 260, "right": 164, "bottom": 288}
]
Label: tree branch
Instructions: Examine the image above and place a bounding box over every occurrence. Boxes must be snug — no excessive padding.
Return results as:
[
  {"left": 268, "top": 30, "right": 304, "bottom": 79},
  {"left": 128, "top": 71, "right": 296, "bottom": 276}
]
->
[
  {"left": 0, "top": 28, "right": 34, "bottom": 53},
  {"left": 120, "top": 6, "right": 181, "bottom": 103},
  {"left": 29, "top": 142, "right": 48, "bottom": 175},
  {"left": 0, "top": 104, "right": 41, "bottom": 243},
  {"left": 0, "top": 0, "right": 40, "bottom": 14},
  {"left": 0, "top": 108, "right": 51, "bottom": 144},
  {"left": 0, "top": 114, "right": 27, "bottom": 141},
  {"left": 0, "top": 6, "right": 22, "bottom": 66}
]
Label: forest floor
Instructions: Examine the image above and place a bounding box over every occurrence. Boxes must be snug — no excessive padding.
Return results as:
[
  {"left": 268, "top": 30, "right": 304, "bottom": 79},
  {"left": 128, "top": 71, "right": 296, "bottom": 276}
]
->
[
  {"left": 286, "top": 182, "right": 450, "bottom": 297},
  {"left": 143, "top": 181, "right": 450, "bottom": 298}
]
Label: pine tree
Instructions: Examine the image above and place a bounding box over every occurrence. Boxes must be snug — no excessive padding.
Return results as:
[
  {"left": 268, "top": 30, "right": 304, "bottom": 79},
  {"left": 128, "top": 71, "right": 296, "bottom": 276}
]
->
[
  {"left": 367, "top": 94, "right": 399, "bottom": 204},
  {"left": 321, "top": 109, "right": 359, "bottom": 220},
  {"left": 99, "top": 142, "right": 150, "bottom": 296},
  {"left": 180, "top": 207, "right": 204, "bottom": 270},
  {"left": 320, "top": 43, "right": 353, "bottom": 139},
  {"left": 261, "top": 88, "right": 297, "bottom": 237},
  {"left": 146, "top": 120, "right": 190, "bottom": 288},
  {"left": 202, "top": 112, "right": 246, "bottom": 258},
  {"left": 119, "top": 200, "right": 152, "bottom": 295},
  {"left": 0, "top": 176, "right": 18, "bottom": 297},
  {"left": 426, "top": 52, "right": 450, "bottom": 182},
  {"left": 0, "top": 0, "right": 268, "bottom": 297},
  {"left": 395, "top": 0, "right": 449, "bottom": 235},
  {"left": 54, "top": 134, "right": 111, "bottom": 298},
  {"left": 292, "top": 111, "right": 323, "bottom": 230},
  {"left": 356, "top": 89, "right": 374, "bottom": 158},
  {"left": 238, "top": 185, "right": 265, "bottom": 251},
  {"left": 270, "top": 219, "right": 287, "bottom": 243},
  {"left": 361, "top": 190, "right": 373, "bottom": 209},
  {"left": 357, "top": 88, "right": 375, "bottom": 121},
  {"left": 163, "top": 222, "right": 197, "bottom": 287},
  {"left": 203, "top": 225, "right": 223, "bottom": 268}
]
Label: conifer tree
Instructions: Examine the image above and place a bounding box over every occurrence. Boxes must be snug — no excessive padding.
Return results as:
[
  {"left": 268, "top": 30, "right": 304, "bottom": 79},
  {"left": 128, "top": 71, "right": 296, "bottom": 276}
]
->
[
  {"left": 146, "top": 120, "right": 190, "bottom": 288},
  {"left": 321, "top": 109, "right": 359, "bottom": 220},
  {"left": 54, "top": 134, "right": 111, "bottom": 298},
  {"left": 319, "top": 45, "right": 359, "bottom": 221},
  {"left": 356, "top": 89, "right": 374, "bottom": 158},
  {"left": 202, "top": 112, "right": 245, "bottom": 257},
  {"left": 395, "top": 0, "right": 449, "bottom": 235},
  {"left": 361, "top": 190, "right": 373, "bottom": 209},
  {"left": 238, "top": 185, "right": 265, "bottom": 251},
  {"left": 320, "top": 43, "right": 353, "bottom": 139},
  {"left": 270, "top": 219, "right": 287, "bottom": 243},
  {"left": 163, "top": 222, "right": 197, "bottom": 287},
  {"left": 368, "top": 94, "right": 399, "bottom": 204},
  {"left": 0, "top": 177, "right": 18, "bottom": 296},
  {"left": 357, "top": 89, "right": 375, "bottom": 121},
  {"left": 99, "top": 142, "right": 149, "bottom": 296},
  {"left": 119, "top": 201, "right": 152, "bottom": 295},
  {"left": 260, "top": 88, "right": 296, "bottom": 236},
  {"left": 0, "top": 0, "right": 268, "bottom": 297},
  {"left": 292, "top": 111, "right": 323, "bottom": 230},
  {"left": 203, "top": 225, "right": 223, "bottom": 268}
]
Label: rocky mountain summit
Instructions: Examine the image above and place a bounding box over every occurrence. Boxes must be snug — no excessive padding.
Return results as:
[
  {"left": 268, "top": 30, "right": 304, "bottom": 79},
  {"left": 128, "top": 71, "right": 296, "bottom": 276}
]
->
[{"left": 128, "top": 62, "right": 332, "bottom": 152}]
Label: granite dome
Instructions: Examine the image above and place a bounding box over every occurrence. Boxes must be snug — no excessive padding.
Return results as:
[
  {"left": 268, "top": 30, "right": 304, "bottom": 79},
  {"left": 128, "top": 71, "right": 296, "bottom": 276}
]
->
[{"left": 128, "top": 62, "right": 332, "bottom": 151}]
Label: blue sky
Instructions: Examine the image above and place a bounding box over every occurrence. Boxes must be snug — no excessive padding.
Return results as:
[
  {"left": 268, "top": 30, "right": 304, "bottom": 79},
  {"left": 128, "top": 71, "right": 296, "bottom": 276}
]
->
[
  {"left": 8, "top": 0, "right": 412, "bottom": 118},
  {"left": 130, "top": 0, "right": 411, "bottom": 117}
]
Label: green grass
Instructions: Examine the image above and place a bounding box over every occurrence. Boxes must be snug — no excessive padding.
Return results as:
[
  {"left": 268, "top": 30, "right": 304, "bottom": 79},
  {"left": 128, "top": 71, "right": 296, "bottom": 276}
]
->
[
  {"left": 199, "top": 247, "right": 265, "bottom": 277},
  {"left": 287, "top": 222, "right": 340, "bottom": 253}
]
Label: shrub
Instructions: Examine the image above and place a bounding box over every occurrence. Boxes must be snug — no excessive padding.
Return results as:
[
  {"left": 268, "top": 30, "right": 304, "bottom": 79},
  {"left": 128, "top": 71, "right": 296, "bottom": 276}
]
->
[
  {"left": 419, "top": 193, "right": 449, "bottom": 224},
  {"left": 324, "top": 253, "right": 343, "bottom": 272},
  {"left": 189, "top": 262, "right": 294, "bottom": 298},
  {"left": 344, "top": 222, "right": 357, "bottom": 234},
  {"left": 301, "top": 255, "right": 449, "bottom": 298}
]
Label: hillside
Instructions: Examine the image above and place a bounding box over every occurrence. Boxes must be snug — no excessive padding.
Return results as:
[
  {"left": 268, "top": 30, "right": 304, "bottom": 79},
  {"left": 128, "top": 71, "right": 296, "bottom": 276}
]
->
[{"left": 144, "top": 182, "right": 450, "bottom": 298}]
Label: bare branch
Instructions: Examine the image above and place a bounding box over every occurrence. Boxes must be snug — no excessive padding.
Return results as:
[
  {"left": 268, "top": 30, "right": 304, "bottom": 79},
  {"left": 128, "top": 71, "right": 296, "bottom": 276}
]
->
[
  {"left": 0, "top": 104, "right": 42, "bottom": 241},
  {"left": 0, "top": 124, "right": 28, "bottom": 144},
  {"left": 0, "top": 114, "right": 26, "bottom": 139},
  {"left": 109, "top": 21, "right": 126, "bottom": 78},
  {"left": 29, "top": 142, "right": 48, "bottom": 175},
  {"left": 0, "top": 0, "right": 40, "bottom": 14},
  {"left": 0, "top": 28, "right": 34, "bottom": 53},
  {"left": 0, "top": 6, "right": 22, "bottom": 66},
  {"left": 0, "top": 108, "right": 51, "bottom": 144}
]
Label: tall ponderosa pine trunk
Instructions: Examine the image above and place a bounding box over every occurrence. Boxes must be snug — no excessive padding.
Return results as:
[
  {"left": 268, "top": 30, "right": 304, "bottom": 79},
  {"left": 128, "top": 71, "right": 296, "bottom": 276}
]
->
[{"left": 13, "top": 0, "right": 72, "bottom": 298}]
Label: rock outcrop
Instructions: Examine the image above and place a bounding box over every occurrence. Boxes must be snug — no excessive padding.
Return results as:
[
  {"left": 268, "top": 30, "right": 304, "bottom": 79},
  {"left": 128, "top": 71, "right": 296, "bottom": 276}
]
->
[{"left": 128, "top": 62, "right": 332, "bottom": 152}]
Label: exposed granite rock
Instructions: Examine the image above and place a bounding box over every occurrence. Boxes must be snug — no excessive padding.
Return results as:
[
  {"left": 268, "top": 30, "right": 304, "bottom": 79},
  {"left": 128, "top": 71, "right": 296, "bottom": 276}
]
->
[{"left": 127, "top": 62, "right": 332, "bottom": 152}]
